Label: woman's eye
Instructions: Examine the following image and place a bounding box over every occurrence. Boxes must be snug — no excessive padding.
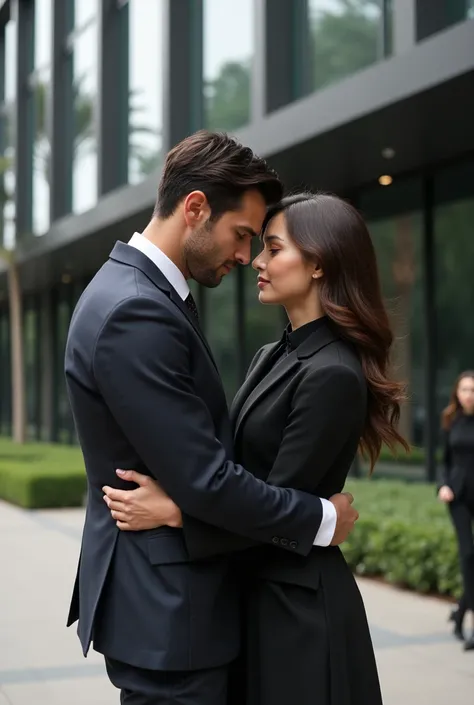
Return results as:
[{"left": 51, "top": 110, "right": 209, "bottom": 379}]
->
[{"left": 269, "top": 249, "right": 279, "bottom": 256}]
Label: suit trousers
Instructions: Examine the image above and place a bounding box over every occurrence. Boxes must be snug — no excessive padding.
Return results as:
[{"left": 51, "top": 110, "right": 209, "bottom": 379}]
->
[
  {"left": 105, "top": 657, "right": 228, "bottom": 705},
  {"left": 449, "top": 499, "right": 474, "bottom": 611}
]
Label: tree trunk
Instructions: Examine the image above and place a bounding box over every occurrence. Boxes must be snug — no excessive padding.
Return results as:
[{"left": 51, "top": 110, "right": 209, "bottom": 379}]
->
[{"left": 8, "top": 261, "right": 26, "bottom": 443}]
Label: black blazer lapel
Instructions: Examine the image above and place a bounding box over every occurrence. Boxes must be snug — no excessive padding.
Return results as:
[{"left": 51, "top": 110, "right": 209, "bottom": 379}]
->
[
  {"left": 234, "top": 351, "right": 299, "bottom": 439},
  {"left": 233, "top": 320, "right": 340, "bottom": 438},
  {"left": 109, "top": 242, "right": 218, "bottom": 370}
]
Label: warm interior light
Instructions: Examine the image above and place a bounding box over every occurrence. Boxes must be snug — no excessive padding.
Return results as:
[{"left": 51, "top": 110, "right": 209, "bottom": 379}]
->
[
  {"left": 378, "top": 174, "right": 393, "bottom": 186},
  {"left": 61, "top": 273, "right": 72, "bottom": 284}
]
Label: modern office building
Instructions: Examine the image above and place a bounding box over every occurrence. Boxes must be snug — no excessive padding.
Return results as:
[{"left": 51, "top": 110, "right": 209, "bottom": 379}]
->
[{"left": 0, "top": 0, "right": 473, "bottom": 478}]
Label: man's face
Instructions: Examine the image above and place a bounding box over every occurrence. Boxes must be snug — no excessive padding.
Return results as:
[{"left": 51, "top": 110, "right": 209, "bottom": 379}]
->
[{"left": 183, "top": 189, "right": 267, "bottom": 288}]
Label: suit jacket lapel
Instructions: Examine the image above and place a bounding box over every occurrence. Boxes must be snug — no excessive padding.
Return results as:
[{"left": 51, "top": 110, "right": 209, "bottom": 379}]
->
[
  {"left": 234, "top": 350, "right": 299, "bottom": 439},
  {"left": 109, "top": 242, "right": 218, "bottom": 371}
]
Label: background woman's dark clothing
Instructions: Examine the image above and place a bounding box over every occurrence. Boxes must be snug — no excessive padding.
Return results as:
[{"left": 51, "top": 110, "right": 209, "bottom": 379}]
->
[
  {"left": 228, "top": 318, "right": 382, "bottom": 705},
  {"left": 442, "top": 414, "right": 474, "bottom": 611}
]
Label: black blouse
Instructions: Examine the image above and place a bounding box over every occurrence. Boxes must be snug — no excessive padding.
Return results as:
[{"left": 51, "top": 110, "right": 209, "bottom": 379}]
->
[{"left": 442, "top": 413, "right": 474, "bottom": 502}]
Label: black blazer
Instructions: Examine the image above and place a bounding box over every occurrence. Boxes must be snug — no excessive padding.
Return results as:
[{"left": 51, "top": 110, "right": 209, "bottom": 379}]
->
[
  {"left": 440, "top": 414, "right": 474, "bottom": 499},
  {"left": 230, "top": 320, "right": 367, "bottom": 590},
  {"left": 64, "top": 242, "right": 322, "bottom": 672}
]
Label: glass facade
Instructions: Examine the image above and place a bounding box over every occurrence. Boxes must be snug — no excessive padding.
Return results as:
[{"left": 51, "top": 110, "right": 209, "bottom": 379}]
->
[
  {"left": 71, "top": 0, "right": 98, "bottom": 214},
  {"left": 434, "top": 160, "right": 474, "bottom": 419},
  {"left": 0, "top": 0, "right": 470, "bottom": 481},
  {"left": 206, "top": 271, "right": 239, "bottom": 400},
  {"left": 305, "top": 0, "right": 388, "bottom": 94},
  {"left": 2, "top": 18, "right": 16, "bottom": 250},
  {"left": 416, "top": 0, "right": 473, "bottom": 42},
  {"left": 203, "top": 0, "right": 253, "bottom": 131},
  {"left": 128, "top": 0, "right": 164, "bottom": 184},
  {"left": 360, "top": 178, "right": 425, "bottom": 447},
  {"left": 32, "top": 0, "right": 52, "bottom": 235}
]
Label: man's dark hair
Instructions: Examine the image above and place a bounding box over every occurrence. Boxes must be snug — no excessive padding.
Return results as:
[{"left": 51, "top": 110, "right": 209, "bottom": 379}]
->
[{"left": 154, "top": 130, "right": 283, "bottom": 221}]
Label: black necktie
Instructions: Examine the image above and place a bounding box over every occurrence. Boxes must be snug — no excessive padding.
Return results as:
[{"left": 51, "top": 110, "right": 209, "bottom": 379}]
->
[{"left": 185, "top": 292, "right": 200, "bottom": 323}]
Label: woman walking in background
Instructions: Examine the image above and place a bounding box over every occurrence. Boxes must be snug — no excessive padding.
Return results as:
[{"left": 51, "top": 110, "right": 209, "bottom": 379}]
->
[{"left": 438, "top": 371, "right": 474, "bottom": 650}]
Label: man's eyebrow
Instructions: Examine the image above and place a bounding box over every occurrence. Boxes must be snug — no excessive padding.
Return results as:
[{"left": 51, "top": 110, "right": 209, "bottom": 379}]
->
[{"left": 236, "top": 225, "right": 259, "bottom": 238}]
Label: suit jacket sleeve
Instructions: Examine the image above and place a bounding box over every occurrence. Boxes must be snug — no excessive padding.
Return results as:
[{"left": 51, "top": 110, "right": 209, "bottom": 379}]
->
[
  {"left": 264, "top": 364, "right": 365, "bottom": 492},
  {"left": 93, "top": 296, "right": 321, "bottom": 559}
]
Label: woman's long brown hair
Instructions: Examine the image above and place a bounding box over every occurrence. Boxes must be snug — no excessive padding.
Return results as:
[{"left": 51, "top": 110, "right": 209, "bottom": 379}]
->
[
  {"left": 262, "top": 192, "right": 409, "bottom": 472},
  {"left": 441, "top": 371, "right": 474, "bottom": 430}
]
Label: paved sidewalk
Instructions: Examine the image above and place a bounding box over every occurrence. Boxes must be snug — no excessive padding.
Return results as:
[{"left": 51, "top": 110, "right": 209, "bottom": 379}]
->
[{"left": 0, "top": 499, "right": 472, "bottom": 705}]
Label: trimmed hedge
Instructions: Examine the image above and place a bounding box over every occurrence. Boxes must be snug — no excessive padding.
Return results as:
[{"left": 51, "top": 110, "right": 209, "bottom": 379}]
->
[
  {"left": 342, "top": 479, "right": 461, "bottom": 598},
  {"left": 0, "top": 438, "right": 86, "bottom": 508}
]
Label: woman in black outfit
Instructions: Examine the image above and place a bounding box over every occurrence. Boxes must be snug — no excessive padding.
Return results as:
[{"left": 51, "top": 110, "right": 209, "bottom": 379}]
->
[
  {"left": 105, "top": 193, "right": 408, "bottom": 704},
  {"left": 438, "top": 371, "right": 474, "bottom": 650}
]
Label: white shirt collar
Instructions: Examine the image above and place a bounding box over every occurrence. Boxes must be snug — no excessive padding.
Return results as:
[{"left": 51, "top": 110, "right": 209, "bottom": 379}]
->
[{"left": 128, "top": 232, "right": 190, "bottom": 301}]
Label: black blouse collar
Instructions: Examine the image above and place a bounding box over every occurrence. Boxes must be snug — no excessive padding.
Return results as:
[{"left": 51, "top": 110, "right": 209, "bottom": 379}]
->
[{"left": 284, "top": 315, "right": 328, "bottom": 352}]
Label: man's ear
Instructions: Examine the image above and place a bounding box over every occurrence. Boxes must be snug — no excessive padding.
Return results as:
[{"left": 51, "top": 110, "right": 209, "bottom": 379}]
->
[{"left": 183, "top": 191, "right": 210, "bottom": 228}]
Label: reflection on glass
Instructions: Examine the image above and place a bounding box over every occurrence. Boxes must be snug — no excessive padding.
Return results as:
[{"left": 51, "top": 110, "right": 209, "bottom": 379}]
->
[
  {"left": 72, "top": 20, "right": 98, "bottom": 214},
  {"left": 33, "top": 67, "right": 51, "bottom": 235},
  {"left": 75, "top": 0, "right": 97, "bottom": 27},
  {"left": 417, "top": 0, "right": 473, "bottom": 41},
  {"left": 308, "top": 0, "right": 384, "bottom": 92},
  {"left": 434, "top": 161, "right": 474, "bottom": 418},
  {"left": 33, "top": 0, "right": 52, "bottom": 235},
  {"left": 244, "top": 238, "right": 283, "bottom": 369},
  {"left": 203, "top": 0, "right": 253, "bottom": 131},
  {"left": 2, "top": 20, "right": 17, "bottom": 249},
  {"left": 206, "top": 271, "right": 238, "bottom": 401},
  {"left": 360, "top": 180, "right": 424, "bottom": 447},
  {"left": 128, "top": 0, "right": 164, "bottom": 184},
  {"left": 35, "top": 0, "right": 52, "bottom": 68}
]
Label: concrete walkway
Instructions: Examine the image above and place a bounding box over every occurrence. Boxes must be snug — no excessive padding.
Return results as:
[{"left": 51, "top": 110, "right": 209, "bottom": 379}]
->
[{"left": 0, "top": 499, "right": 472, "bottom": 705}]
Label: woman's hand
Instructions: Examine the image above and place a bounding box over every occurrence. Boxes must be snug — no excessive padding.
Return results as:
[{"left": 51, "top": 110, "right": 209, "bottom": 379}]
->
[
  {"left": 102, "top": 469, "right": 183, "bottom": 531},
  {"left": 438, "top": 485, "right": 454, "bottom": 503}
]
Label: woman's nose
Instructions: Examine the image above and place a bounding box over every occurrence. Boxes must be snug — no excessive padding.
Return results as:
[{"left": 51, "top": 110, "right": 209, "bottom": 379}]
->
[{"left": 252, "top": 254, "right": 264, "bottom": 271}]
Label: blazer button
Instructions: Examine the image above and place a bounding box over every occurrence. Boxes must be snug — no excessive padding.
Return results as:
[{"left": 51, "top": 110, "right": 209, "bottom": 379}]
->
[
  {"left": 280, "top": 538, "right": 288, "bottom": 546},
  {"left": 272, "top": 536, "right": 280, "bottom": 544},
  {"left": 289, "top": 541, "right": 298, "bottom": 550}
]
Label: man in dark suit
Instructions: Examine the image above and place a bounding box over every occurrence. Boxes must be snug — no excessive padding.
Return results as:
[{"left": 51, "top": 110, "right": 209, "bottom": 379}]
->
[{"left": 65, "top": 131, "right": 358, "bottom": 705}]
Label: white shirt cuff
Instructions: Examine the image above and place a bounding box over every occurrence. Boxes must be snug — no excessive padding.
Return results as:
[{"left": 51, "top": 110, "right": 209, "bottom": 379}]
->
[{"left": 313, "top": 498, "right": 337, "bottom": 547}]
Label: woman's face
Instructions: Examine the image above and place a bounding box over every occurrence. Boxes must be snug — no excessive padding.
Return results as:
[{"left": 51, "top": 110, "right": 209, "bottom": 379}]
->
[
  {"left": 457, "top": 376, "right": 474, "bottom": 414},
  {"left": 252, "top": 212, "right": 319, "bottom": 306}
]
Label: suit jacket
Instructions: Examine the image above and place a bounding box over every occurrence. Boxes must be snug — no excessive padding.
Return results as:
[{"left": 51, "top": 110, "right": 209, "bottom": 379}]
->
[
  {"left": 64, "top": 242, "right": 322, "bottom": 672},
  {"left": 230, "top": 319, "right": 367, "bottom": 589}
]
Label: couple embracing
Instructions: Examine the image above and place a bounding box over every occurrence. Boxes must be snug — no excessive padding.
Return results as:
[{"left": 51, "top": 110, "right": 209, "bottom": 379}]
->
[{"left": 65, "top": 130, "right": 406, "bottom": 705}]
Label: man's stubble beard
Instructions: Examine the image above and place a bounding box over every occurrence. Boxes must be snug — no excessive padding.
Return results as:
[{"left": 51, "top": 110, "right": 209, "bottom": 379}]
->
[{"left": 183, "top": 221, "right": 223, "bottom": 288}]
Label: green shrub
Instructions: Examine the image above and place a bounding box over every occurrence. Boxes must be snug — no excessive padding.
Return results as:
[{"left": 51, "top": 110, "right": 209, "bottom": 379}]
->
[
  {"left": 0, "top": 437, "right": 86, "bottom": 508},
  {"left": 342, "top": 479, "right": 462, "bottom": 598}
]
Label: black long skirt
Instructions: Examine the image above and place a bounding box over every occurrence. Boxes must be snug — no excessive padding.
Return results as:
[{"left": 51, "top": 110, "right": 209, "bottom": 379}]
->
[{"left": 229, "top": 548, "right": 383, "bottom": 705}]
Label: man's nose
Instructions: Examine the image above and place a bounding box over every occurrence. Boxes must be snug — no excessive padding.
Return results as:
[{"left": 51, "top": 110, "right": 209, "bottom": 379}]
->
[{"left": 236, "top": 242, "right": 252, "bottom": 266}]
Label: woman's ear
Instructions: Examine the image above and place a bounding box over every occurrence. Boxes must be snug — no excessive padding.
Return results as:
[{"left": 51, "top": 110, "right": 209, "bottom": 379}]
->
[{"left": 312, "top": 264, "right": 324, "bottom": 280}]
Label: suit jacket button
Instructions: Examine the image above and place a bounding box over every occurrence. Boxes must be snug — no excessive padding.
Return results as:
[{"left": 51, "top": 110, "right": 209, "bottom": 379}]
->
[
  {"left": 280, "top": 538, "right": 288, "bottom": 546},
  {"left": 272, "top": 536, "right": 280, "bottom": 544},
  {"left": 289, "top": 541, "right": 298, "bottom": 549}
]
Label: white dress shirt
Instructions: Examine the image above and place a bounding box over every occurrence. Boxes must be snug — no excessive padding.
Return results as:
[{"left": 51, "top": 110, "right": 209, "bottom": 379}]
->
[{"left": 128, "top": 233, "right": 337, "bottom": 546}]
